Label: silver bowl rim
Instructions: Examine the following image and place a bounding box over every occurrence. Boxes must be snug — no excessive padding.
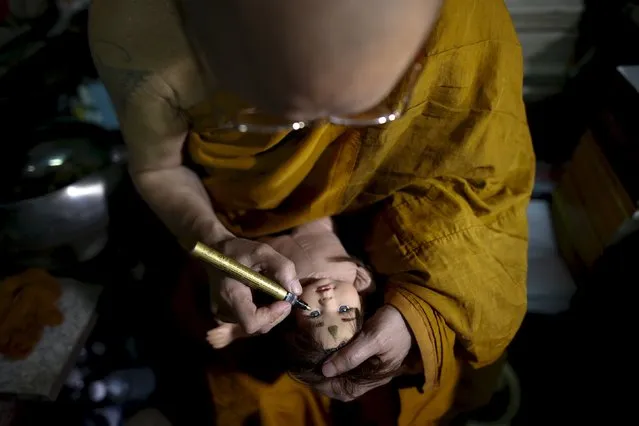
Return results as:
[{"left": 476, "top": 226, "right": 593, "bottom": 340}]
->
[{"left": 0, "top": 165, "right": 124, "bottom": 209}]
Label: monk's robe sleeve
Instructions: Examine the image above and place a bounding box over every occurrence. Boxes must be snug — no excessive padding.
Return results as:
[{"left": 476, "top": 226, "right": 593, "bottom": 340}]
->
[{"left": 364, "top": 102, "right": 534, "bottom": 396}]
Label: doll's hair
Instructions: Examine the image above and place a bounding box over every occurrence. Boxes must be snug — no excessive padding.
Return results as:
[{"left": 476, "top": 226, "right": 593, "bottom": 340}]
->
[{"left": 284, "top": 307, "right": 395, "bottom": 397}]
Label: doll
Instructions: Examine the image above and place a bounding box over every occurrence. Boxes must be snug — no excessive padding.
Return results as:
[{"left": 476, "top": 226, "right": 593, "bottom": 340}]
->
[{"left": 206, "top": 217, "right": 389, "bottom": 387}]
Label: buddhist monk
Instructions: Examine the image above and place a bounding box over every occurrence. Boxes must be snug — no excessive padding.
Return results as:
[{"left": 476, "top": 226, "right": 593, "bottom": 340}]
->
[{"left": 89, "top": 0, "right": 534, "bottom": 424}]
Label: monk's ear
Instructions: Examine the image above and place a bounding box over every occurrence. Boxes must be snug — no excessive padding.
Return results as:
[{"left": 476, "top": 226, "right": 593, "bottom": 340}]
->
[{"left": 354, "top": 265, "right": 375, "bottom": 294}]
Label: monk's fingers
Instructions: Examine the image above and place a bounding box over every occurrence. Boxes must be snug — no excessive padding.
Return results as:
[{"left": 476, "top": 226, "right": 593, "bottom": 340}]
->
[
  {"left": 252, "top": 248, "right": 302, "bottom": 296},
  {"left": 223, "top": 280, "right": 291, "bottom": 334},
  {"left": 321, "top": 330, "right": 381, "bottom": 378},
  {"left": 220, "top": 238, "right": 302, "bottom": 296},
  {"left": 250, "top": 301, "right": 292, "bottom": 334},
  {"left": 315, "top": 377, "right": 393, "bottom": 402}
]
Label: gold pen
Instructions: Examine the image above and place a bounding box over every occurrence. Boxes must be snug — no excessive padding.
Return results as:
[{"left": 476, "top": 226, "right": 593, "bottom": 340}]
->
[{"left": 190, "top": 242, "right": 311, "bottom": 311}]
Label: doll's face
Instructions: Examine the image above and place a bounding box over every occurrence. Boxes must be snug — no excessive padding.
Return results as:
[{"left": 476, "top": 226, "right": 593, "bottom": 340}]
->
[
  {"left": 294, "top": 278, "right": 361, "bottom": 349},
  {"left": 264, "top": 218, "right": 372, "bottom": 350}
]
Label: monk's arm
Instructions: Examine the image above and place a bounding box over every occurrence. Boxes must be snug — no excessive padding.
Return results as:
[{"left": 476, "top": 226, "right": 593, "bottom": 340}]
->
[{"left": 88, "top": 26, "right": 232, "bottom": 247}]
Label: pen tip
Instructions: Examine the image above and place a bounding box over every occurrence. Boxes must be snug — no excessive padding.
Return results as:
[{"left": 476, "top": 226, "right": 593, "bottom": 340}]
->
[{"left": 296, "top": 299, "right": 311, "bottom": 311}]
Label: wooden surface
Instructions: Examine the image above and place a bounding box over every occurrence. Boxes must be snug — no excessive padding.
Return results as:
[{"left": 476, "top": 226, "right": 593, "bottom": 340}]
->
[{"left": 553, "top": 130, "right": 636, "bottom": 273}]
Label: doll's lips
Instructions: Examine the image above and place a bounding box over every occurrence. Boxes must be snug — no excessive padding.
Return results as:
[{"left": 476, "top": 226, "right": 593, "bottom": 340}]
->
[{"left": 316, "top": 284, "right": 334, "bottom": 293}]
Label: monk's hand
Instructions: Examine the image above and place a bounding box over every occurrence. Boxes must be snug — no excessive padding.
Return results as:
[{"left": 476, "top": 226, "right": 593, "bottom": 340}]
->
[
  {"left": 316, "top": 305, "right": 413, "bottom": 401},
  {"left": 207, "top": 237, "right": 302, "bottom": 335}
]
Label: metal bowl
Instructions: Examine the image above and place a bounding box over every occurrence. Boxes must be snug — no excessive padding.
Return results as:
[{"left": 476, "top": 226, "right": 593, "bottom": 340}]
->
[{"left": 0, "top": 123, "right": 127, "bottom": 269}]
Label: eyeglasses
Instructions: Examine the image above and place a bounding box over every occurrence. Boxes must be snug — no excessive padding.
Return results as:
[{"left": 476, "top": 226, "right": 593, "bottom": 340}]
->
[{"left": 213, "top": 58, "right": 424, "bottom": 134}]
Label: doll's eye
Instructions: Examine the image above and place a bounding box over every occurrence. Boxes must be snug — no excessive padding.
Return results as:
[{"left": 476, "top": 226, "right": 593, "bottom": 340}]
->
[
  {"left": 309, "top": 310, "right": 320, "bottom": 318},
  {"left": 338, "top": 305, "right": 351, "bottom": 313}
]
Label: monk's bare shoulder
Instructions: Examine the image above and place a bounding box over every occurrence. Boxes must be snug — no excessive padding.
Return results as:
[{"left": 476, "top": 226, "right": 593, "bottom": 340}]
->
[
  {"left": 88, "top": 0, "right": 205, "bottom": 113},
  {"left": 88, "top": 0, "right": 207, "bottom": 171}
]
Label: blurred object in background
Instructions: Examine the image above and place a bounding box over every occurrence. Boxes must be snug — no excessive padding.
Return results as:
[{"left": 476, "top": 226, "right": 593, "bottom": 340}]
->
[
  {"left": 0, "top": 0, "right": 96, "bottom": 136},
  {"left": 505, "top": 0, "right": 584, "bottom": 102},
  {"left": 0, "top": 268, "right": 63, "bottom": 359},
  {"left": 58, "top": 324, "right": 159, "bottom": 426},
  {"left": 125, "top": 409, "right": 172, "bottom": 426},
  {"left": 0, "top": 400, "right": 18, "bottom": 426},
  {"left": 564, "top": 17, "right": 639, "bottom": 234},
  {"left": 0, "top": 3, "right": 174, "bottom": 426},
  {"left": 48, "top": 0, "right": 90, "bottom": 37},
  {"left": 552, "top": 64, "right": 639, "bottom": 279},
  {"left": 88, "top": 368, "right": 156, "bottom": 404},
  {"left": 526, "top": 161, "right": 577, "bottom": 315},
  {"left": 0, "top": 277, "right": 102, "bottom": 400},
  {"left": 83, "top": 406, "right": 123, "bottom": 426},
  {"left": 0, "top": 0, "right": 48, "bottom": 52},
  {"left": 71, "top": 80, "right": 120, "bottom": 131},
  {"left": 531, "top": 161, "right": 558, "bottom": 198},
  {"left": 527, "top": 0, "right": 639, "bottom": 164},
  {"left": 0, "top": 121, "right": 126, "bottom": 270},
  {"left": 8, "top": 0, "right": 48, "bottom": 19},
  {"left": 0, "top": 0, "right": 129, "bottom": 273},
  {"left": 526, "top": 199, "right": 576, "bottom": 314}
]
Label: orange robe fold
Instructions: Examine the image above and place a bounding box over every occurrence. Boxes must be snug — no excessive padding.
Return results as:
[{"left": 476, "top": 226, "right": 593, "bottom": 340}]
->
[{"left": 188, "top": 0, "right": 534, "bottom": 424}]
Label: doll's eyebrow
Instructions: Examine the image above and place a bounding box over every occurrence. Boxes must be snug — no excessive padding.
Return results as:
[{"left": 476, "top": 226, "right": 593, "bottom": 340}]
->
[
  {"left": 341, "top": 317, "right": 356, "bottom": 323},
  {"left": 311, "top": 321, "right": 325, "bottom": 328}
]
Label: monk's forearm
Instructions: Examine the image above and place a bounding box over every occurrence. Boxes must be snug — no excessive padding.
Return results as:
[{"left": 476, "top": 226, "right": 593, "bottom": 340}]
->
[{"left": 133, "top": 166, "right": 233, "bottom": 247}]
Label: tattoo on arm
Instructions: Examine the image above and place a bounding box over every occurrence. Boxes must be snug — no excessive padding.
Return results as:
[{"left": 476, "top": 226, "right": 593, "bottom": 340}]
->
[
  {"left": 91, "top": 39, "right": 154, "bottom": 112},
  {"left": 98, "top": 66, "right": 153, "bottom": 112}
]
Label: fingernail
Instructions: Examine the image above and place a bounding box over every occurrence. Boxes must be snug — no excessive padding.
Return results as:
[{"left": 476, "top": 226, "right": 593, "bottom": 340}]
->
[
  {"left": 291, "top": 280, "right": 303, "bottom": 295},
  {"left": 322, "top": 362, "right": 337, "bottom": 378}
]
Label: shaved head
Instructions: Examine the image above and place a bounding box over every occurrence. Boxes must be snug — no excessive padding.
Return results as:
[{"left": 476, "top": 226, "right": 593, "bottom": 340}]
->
[{"left": 180, "top": 0, "right": 442, "bottom": 119}]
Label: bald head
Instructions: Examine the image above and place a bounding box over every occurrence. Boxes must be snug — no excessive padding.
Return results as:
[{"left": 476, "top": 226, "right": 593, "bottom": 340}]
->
[{"left": 181, "top": 0, "right": 442, "bottom": 119}]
